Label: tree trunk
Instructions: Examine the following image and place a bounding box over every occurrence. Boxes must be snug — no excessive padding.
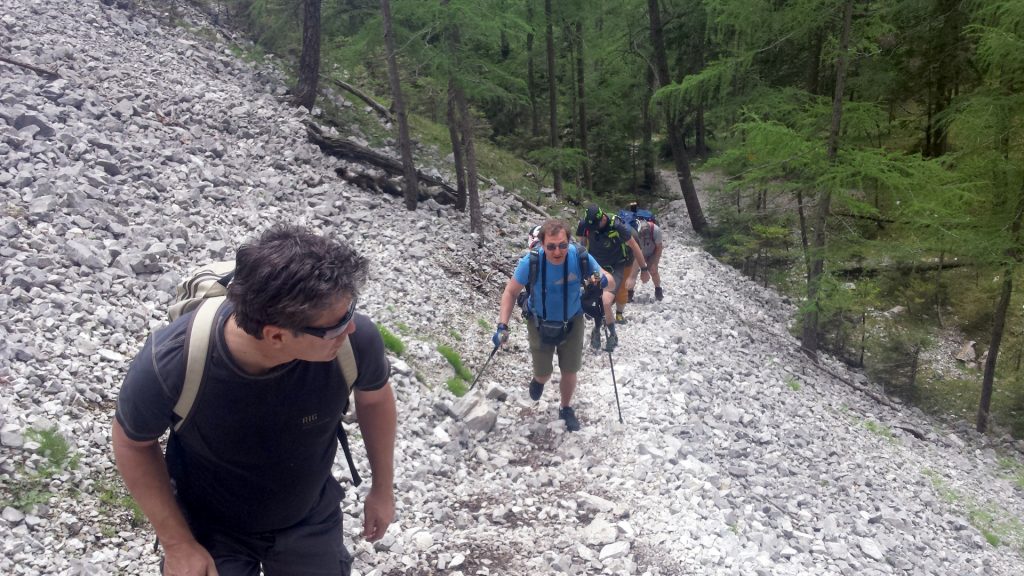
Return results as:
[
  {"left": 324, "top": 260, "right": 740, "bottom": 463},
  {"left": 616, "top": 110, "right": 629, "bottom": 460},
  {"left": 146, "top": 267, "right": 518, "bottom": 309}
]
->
[
  {"left": 447, "top": 77, "right": 467, "bottom": 211},
  {"left": 575, "top": 20, "right": 592, "bottom": 192},
  {"left": 545, "top": 0, "right": 562, "bottom": 196},
  {"left": 978, "top": 267, "right": 1014, "bottom": 432},
  {"left": 977, "top": 197, "right": 1024, "bottom": 432},
  {"left": 293, "top": 0, "right": 321, "bottom": 110},
  {"left": 455, "top": 84, "right": 482, "bottom": 233},
  {"left": 647, "top": 0, "right": 707, "bottom": 235},
  {"left": 641, "top": 66, "right": 656, "bottom": 193},
  {"left": 527, "top": 0, "right": 539, "bottom": 138},
  {"left": 801, "top": 0, "right": 854, "bottom": 358},
  {"left": 805, "top": 30, "right": 823, "bottom": 95},
  {"left": 380, "top": 0, "right": 419, "bottom": 209}
]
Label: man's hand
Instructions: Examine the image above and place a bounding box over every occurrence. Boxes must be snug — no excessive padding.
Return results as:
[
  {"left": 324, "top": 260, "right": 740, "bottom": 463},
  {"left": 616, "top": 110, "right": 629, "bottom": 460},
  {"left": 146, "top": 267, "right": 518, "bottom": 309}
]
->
[
  {"left": 363, "top": 485, "right": 395, "bottom": 542},
  {"left": 641, "top": 269, "right": 651, "bottom": 284},
  {"left": 161, "top": 538, "right": 219, "bottom": 576},
  {"left": 492, "top": 323, "right": 509, "bottom": 348}
]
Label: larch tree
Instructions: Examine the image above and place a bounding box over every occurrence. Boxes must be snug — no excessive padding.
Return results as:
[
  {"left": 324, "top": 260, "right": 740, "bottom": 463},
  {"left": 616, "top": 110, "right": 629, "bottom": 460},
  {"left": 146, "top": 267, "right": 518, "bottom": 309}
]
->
[
  {"left": 647, "top": 0, "right": 708, "bottom": 235},
  {"left": 801, "top": 0, "right": 854, "bottom": 358}
]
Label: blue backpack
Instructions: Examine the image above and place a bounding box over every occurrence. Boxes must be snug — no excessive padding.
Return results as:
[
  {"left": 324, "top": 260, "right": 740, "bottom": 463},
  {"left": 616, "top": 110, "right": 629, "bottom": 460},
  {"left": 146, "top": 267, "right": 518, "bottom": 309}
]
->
[{"left": 617, "top": 207, "right": 657, "bottom": 231}]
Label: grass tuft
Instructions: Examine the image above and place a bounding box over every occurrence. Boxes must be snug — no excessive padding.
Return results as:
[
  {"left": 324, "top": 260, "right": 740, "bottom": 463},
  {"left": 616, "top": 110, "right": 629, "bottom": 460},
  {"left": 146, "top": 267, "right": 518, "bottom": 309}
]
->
[
  {"left": 377, "top": 324, "right": 405, "bottom": 356},
  {"left": 437, "top": 344, "right": 473, "bottom": 382}
]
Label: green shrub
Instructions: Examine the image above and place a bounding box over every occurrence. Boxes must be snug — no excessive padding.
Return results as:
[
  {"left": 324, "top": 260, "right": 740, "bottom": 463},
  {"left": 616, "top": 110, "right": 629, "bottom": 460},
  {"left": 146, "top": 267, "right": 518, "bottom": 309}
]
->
[
  {"left": 478, "top": 318, "right": 492, "bottom": 331},
  {"left": 376, "top": 324, "right": 405, "bottom": 356}
]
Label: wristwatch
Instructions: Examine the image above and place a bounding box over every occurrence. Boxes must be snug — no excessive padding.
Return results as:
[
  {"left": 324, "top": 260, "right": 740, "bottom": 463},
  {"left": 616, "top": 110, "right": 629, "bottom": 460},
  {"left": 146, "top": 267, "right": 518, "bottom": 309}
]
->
[{"left": 641, "top": 266, "right": 649, "bottom": 272}]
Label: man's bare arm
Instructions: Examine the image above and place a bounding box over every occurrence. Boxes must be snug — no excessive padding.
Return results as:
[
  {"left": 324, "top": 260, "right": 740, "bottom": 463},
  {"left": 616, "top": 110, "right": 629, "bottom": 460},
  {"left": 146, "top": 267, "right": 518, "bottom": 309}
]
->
[
  {"left": 354, "top": 382, "right": 397, "bottom": 541},
  {"left": 111, "top": 420, "right": 216, "bottom": 575}
]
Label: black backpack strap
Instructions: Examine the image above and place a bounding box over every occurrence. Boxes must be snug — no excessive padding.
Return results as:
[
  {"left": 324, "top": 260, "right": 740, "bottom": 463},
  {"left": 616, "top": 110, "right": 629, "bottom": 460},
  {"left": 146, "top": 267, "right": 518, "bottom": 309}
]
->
[{"left": 335, "top": 340, "right": 362, "bottom": 487}]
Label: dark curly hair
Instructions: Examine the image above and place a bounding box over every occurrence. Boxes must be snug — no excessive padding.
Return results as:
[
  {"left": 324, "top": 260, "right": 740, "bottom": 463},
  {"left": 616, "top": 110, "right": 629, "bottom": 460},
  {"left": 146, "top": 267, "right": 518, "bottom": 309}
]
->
[{"left": 228, "top": 224, "right": 369, "bottom": 338}]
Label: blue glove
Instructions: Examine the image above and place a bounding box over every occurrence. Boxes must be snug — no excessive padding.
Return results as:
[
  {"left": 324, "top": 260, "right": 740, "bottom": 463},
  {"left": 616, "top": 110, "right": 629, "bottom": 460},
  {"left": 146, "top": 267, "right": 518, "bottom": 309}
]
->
[
  {"left": 600, "top": 274, "right": 608, "bottom": 289},
  {"left": 492, "top": 323, "right": 509, "bottom": 348}
]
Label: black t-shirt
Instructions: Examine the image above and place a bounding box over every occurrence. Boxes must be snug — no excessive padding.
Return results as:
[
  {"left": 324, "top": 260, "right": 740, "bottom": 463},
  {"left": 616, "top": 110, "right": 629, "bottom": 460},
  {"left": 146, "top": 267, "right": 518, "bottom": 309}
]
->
[
  {"left": 576, "top": 216, "right": 633, "bottom": 267},
  {"left": 115, "top": 301, "right": 390, "bottom": 533}
]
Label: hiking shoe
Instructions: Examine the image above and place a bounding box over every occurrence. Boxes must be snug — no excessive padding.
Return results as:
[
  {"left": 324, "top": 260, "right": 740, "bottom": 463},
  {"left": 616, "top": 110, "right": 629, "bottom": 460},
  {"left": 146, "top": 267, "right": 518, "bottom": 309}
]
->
[
  {"left": 604, "top": 330, "right": 618, "bottom": 352},
  {"left": 655, "top": 286, "right": 664, "bottom": 301},
  {"left": 590, "top": 323, "right": 602, "bottom": 350},
  {"left": 529, "top": 379, "right": 544, "bottom": 401},
  {"left": 627, "top": 289, "right": 634, "bottom": 303},
  {"left": 615, "top": 311, "right": 627, "bottom": 324},
  {"left": 559, "top": 406, "right": 580, "bottom": 432}
]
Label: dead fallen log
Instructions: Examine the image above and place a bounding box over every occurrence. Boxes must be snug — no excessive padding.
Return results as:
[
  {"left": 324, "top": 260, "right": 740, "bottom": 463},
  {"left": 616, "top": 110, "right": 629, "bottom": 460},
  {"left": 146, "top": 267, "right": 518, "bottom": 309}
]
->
[
  {"left": 834, "top": 259, "right": 971, "bottom": 279},
  {"left": 306, "top": 122, "right": 459, "bottom": 202},
  {"left": 0, "top": 55, "right": 59, "bottom": 79},
  {"left": 321, "top": 75, "right": 393, "bottom": 122}
]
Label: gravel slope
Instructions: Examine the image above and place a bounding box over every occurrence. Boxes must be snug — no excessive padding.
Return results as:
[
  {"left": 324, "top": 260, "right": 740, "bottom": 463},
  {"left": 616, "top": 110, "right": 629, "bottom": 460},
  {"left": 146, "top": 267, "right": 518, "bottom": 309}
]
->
[{"left": 2, "top": 1, "right": 1023, "bottom": 575}]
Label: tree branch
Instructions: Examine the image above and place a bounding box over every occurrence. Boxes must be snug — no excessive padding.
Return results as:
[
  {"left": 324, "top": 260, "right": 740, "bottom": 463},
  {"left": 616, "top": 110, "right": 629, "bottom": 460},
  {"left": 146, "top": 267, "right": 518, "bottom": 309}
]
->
[
  {"left": 321, "top": 75, "right": 393, "bottom": 122},
  {"left": 0, "top": 55, "right": 59, "bottom": 79}
]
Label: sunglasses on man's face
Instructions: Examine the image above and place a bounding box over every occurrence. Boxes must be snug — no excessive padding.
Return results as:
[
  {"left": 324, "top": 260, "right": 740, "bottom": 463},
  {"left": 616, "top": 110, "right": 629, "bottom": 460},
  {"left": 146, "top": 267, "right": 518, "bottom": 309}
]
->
[
  {"left": 545, "top": 242, "right": 569, "bottom": 251},
  {"left": 298, "top": 298, "right": 357, "bottom": 340}
]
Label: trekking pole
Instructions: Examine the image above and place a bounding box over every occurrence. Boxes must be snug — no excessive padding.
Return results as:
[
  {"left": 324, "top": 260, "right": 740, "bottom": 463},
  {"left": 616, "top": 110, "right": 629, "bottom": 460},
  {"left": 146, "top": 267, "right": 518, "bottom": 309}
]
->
[
  {"left": 469, "top": 344, "right": 500, "bottom": 391},
  {"left": 605, "top": 326, "right": 623, "bottom": 423}
]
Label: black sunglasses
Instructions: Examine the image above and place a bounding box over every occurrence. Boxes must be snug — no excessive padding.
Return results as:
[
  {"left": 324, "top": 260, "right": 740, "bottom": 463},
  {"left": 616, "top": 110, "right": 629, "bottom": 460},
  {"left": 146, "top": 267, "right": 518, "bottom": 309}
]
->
[
  {"left": 545, "top": 242, "right": 569, "bottom": 251},
  {"left": 297, "top": 299, "right": 357, "bottom": 340}
]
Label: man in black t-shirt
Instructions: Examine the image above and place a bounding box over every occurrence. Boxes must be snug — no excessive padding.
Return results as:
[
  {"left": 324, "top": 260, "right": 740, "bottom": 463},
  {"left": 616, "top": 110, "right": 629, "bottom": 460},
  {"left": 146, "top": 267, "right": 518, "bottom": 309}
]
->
[
  {"left": 576, "top": 204, "right": 649, "bottom": 351},
  {"left": 112, "top": 225, "right": 397, "bottom": 576}
]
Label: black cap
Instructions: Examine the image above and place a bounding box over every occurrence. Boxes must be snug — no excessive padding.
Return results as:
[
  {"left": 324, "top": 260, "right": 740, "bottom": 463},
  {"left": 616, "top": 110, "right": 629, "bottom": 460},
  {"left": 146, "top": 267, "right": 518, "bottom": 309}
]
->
[{"left": 584, "top": 205, "right": 603, "bottom": 228}]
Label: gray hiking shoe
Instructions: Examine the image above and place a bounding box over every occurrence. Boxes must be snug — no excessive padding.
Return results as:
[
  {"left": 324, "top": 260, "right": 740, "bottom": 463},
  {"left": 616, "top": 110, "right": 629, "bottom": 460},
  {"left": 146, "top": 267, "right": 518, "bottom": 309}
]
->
[
  {"left": 559, "top": 406, "right": 580, "bottom": 432},
  {"left": 590, "top": 323, "right": 602, "bottom": 350}
]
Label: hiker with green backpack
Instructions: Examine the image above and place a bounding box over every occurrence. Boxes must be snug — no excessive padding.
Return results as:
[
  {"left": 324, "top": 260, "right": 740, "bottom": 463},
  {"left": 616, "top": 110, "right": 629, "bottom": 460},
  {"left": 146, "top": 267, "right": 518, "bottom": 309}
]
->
[
  {"left": 576, "top": 204, "right": 650, "bottom": 347},
  {"left": 112, "top": 224, "right": 397, "bottom": 576},
  {"left": 493, "top": 219, "right": 611, "bottom": 431}
]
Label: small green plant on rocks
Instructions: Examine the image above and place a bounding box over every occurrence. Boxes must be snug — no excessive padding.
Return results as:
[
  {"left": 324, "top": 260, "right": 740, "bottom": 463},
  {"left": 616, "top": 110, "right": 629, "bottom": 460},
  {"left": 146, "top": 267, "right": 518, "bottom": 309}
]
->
[
  {"left": 437, "top": 344, "right": 473, "bottom": 382},
  {"left": 785, "top": 377, "right": 801, "bottom": 391},
  {"left": 376, "top": 324, "right": 405, "bottom": 356}
]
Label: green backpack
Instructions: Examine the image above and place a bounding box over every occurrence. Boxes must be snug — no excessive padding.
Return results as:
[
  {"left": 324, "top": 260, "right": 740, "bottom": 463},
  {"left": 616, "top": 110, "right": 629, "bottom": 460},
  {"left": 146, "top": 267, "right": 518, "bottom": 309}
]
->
[{"left": 168, "top": 261, "right": 363, "bottom": 486}]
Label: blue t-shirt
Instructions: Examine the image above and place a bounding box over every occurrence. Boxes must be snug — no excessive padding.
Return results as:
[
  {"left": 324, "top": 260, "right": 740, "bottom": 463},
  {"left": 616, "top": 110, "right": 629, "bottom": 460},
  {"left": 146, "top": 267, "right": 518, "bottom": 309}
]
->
[{"left": 513, "top": 244, "right": 600, "bottom": 321}]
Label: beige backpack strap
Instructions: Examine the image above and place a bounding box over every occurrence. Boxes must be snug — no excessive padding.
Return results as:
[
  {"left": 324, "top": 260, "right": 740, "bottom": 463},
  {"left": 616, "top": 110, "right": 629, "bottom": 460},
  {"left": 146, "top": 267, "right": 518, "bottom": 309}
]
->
[
  {"left": 337, "top": 337, "right": 358, "bottom": 388},
  {"left": 173, "top": 296, "right": 226, "bottom": 432}
]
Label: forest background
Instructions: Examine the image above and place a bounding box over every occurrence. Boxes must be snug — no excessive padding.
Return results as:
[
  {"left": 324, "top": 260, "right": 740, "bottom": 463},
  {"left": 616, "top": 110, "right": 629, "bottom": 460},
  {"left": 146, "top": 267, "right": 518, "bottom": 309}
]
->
[{"left": 180, "top": 0, "right": 1024, "bottom": 439}]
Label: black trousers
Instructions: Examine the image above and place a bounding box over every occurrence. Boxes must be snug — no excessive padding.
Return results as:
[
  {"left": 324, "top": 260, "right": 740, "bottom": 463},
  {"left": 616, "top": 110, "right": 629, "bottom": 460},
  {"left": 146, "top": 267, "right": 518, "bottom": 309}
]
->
[{"left": 167, "top": 480, "right": 354, "bottom": 576}]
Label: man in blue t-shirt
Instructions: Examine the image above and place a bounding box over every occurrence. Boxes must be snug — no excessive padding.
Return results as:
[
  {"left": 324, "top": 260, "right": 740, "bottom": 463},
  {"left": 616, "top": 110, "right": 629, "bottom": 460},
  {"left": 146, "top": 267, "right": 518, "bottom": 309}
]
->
[
  {"left": 112, "top": 225, "right": 397, "bottom": 576},
  {"left": 493, "top": 219, "right": 611, "bottom": 431}
]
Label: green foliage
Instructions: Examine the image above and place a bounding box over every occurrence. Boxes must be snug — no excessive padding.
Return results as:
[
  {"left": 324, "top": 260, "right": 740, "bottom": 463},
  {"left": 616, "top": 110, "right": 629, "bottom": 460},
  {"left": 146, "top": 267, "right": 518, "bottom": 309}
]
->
[
  {"left": 26, "top": 427, "right": 77, "bottom": 475},
  {"left": 377, "top": 324, "right": 406, "bottom": 356},
  {"left": 446, "top": 377, "right": 468, "bottom": 397},
  {"left": 786, "top": 378, "right": 801, "bottom": 391},
  {"left": 437, "top": 344, "right": 473, "bottom": 382},
  {"left": 477, "top": 318, "right": 491, "bottom": 331},
  {"left": 0, "top": 427, "right": 76, "bottom": 512},
  {"left": 448, "top": 328, "right": 463, "bottom": 342}
]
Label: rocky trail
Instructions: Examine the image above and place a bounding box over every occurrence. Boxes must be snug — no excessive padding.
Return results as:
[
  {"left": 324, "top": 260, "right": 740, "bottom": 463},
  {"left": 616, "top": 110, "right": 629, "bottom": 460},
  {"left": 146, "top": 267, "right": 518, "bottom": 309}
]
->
[{"left": 2, "top": 1, "right": 1024, "bottom": 575}]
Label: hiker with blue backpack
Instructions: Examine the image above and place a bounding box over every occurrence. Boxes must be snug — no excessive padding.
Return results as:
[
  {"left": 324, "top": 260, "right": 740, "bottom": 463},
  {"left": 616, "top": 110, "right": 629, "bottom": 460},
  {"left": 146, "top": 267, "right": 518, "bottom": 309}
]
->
[
  {"left": 576, "top": 204, "right": 650, "bottom": 348},
  {"left": 112, "top": 224, "right": 397, "bottom": 576},
  {"left": 493, "top": 219, "right": 611, "bottom": 431},
  {"left": 619, "top": 203, "right": 665, "bottom": 303}
]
